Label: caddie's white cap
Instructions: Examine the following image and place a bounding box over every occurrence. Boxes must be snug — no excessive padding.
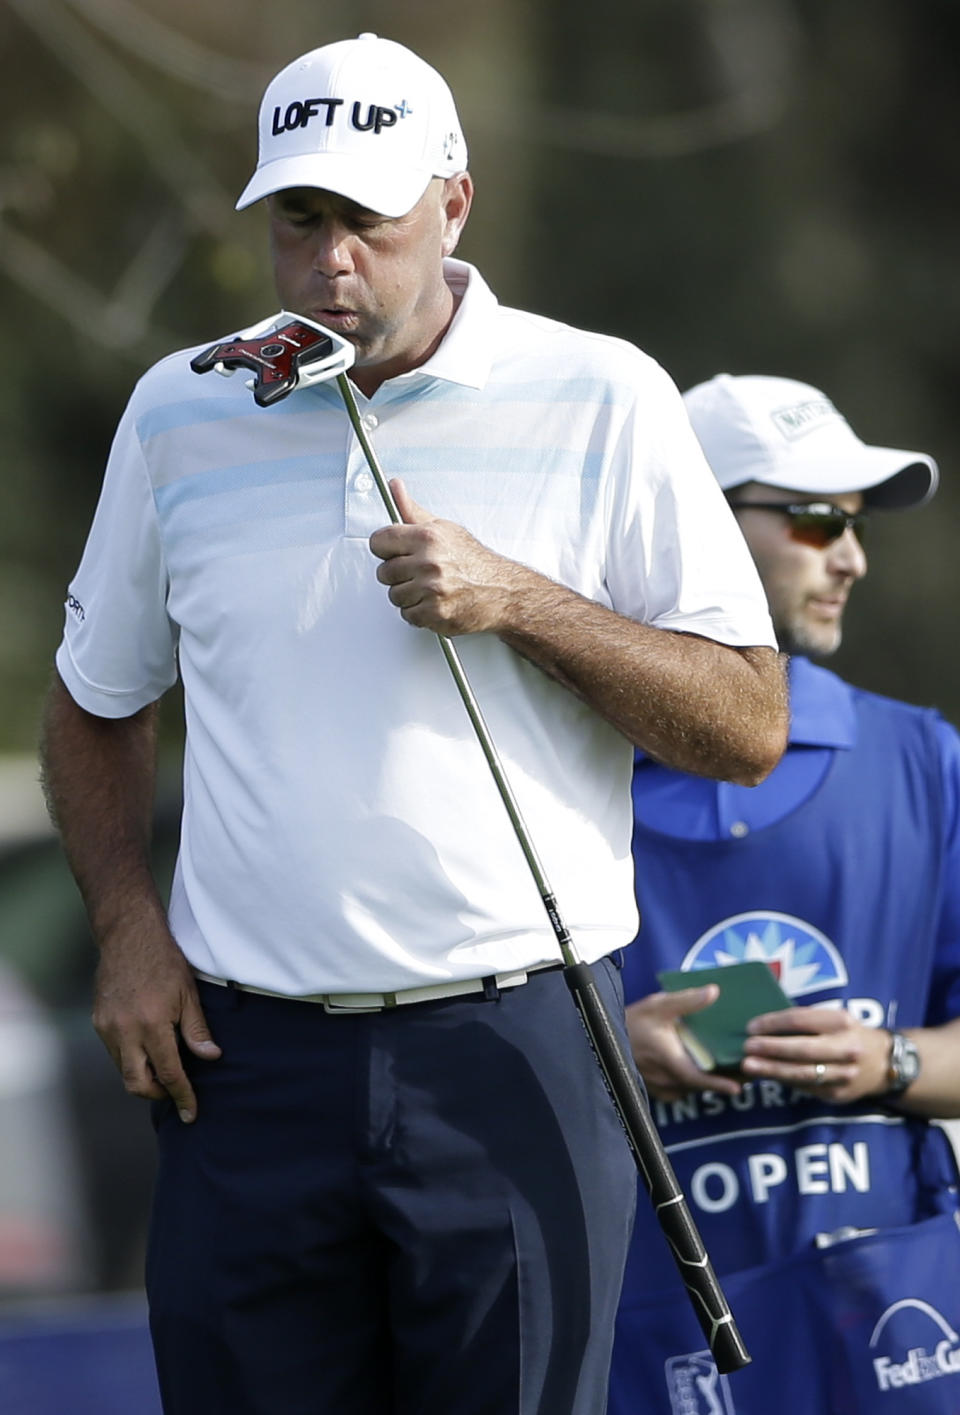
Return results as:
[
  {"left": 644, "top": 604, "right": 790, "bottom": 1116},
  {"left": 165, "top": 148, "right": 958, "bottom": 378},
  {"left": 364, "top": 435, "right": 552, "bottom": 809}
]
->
[
  {"left": 236, "top": 33, "right": 467, "bottom": 217},
  {"left": 683, "top": 373, "right": 938, "bottom": 509}
]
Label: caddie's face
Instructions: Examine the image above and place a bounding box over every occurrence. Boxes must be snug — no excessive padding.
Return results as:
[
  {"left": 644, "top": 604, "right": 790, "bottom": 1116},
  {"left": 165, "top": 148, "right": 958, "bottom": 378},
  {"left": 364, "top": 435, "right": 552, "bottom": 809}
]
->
[
  {"left": 732, "top": 486, "right": 868, "bottom": 658},
  {"left": 267, "top": 174, "right": 472, "bottom": 396}
]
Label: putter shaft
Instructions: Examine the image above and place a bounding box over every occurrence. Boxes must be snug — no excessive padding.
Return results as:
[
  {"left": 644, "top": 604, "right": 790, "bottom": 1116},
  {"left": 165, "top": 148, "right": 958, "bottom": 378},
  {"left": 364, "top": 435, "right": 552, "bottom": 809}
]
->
[
  {"left": 337, "top": 371, "right": 750, "bottom": 1374},
  {"left": 336, "top": 374, "right": 580, "bottom": 971}
]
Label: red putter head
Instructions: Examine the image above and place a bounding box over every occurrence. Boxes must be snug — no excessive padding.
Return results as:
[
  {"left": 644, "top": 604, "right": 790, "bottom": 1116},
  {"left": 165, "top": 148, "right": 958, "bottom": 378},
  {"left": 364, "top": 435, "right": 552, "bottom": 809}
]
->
[{"left": 190, "top": 311, "right": 355, "bottom": 406}]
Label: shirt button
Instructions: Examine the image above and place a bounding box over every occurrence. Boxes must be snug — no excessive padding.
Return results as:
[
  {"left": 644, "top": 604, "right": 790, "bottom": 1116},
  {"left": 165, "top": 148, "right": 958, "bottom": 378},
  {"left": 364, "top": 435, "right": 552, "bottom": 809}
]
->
[
  {"left": 729, "top": 821, "right": 749, "bottom": 839},
  {"left": 355, "top": 472, "right": 374, "bottom": 493},
  {"left": 361, "top": 413, "right": 378, "bottom": 432}
]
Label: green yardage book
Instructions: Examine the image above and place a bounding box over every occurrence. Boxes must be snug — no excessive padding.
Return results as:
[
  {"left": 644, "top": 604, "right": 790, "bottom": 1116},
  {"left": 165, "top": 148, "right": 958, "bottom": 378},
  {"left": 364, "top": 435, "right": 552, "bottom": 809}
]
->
[{"left": 656, "top": 961, "right": 793, "bottom": 1073}]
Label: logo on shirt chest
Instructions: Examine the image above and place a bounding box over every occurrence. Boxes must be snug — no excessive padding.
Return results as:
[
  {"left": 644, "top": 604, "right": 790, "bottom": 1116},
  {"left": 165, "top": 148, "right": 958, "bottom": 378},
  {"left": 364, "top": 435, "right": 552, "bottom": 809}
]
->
[{"left": 681, "top": 910, "right": 848, "bottom": 998}]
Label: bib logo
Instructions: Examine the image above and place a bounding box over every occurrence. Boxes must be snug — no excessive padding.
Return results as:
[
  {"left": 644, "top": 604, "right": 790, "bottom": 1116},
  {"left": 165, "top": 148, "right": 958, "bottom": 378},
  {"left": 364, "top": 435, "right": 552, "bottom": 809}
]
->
[
  {"left": 681, "top": 911, "right": 847, "bottom": 998},
  {"left": 664, "top": 1351, "right": 735, "bottom": 1414},
  {"left": 870, "top": 1299, "right": 960, "bottom": 1392}
]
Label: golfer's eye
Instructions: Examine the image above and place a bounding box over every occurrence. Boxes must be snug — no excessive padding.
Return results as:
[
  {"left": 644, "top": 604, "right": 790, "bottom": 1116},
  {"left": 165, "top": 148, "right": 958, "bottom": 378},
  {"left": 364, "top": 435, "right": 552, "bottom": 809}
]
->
[
  {"left": 272, "top": 196, "right": 321, "bottom": 226},
  {"left": 346, "top": 211, "right": 388, "bottom": 233}
]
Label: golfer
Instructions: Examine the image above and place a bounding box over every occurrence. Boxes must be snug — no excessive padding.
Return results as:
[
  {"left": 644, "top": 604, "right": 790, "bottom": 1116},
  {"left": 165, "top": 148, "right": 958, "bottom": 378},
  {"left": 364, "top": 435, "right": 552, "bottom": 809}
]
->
[{"left": 41, "top": 34, "right": 785, "bottom": 1415}]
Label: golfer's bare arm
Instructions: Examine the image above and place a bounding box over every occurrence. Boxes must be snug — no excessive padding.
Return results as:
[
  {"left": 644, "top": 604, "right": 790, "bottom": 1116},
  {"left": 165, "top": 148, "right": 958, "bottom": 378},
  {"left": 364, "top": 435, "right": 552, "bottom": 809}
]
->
[
  {"left": 40, "top": 676, "right": 220, "bottom": 1121},
  {"left": 499, "top": 592, "right": 784, "bottom": 785},
  {"left": 371, "top": 479, "right": 787, "bottom": 785}
]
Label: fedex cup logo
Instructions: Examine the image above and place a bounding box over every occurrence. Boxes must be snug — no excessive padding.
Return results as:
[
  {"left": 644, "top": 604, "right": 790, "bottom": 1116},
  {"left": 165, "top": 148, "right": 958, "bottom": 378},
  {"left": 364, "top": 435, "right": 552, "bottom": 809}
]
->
[{"left": 871, "top": 1300, "right": 960, "bottom": 1392}]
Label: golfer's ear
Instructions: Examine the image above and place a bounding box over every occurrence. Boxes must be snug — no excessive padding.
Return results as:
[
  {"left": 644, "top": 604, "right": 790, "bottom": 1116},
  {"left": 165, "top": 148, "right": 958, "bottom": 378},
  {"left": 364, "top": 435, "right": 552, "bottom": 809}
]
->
[
  {"left": 390, "top": 478, "right": 432, "bottom": 525},
  {"left": 440, "top": 173, "right": 472, "bottom": 255}
]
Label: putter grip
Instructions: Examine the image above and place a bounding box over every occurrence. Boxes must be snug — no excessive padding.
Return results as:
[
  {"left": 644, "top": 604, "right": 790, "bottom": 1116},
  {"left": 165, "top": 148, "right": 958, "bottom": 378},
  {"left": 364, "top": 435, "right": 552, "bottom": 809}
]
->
[{"left": 563, "top": 962, "right": 751, "bottom": 1375}]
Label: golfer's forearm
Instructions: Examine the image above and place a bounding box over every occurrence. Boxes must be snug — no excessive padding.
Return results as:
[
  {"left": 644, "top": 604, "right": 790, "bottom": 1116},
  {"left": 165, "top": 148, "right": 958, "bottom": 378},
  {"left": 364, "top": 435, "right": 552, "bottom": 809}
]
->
[
  {"left": 40, "top": 677, "right": 168, "bottom": 945},
  {"left": 497, "top": 581, "right": 787, "bottom": 785}
]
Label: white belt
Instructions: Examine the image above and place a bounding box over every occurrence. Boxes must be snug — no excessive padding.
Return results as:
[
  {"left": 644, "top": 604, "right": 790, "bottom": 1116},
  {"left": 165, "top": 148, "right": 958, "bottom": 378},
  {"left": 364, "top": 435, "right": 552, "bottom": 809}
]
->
[{"left": 193, "top": 962, "right": 561, "bottom": 1014}]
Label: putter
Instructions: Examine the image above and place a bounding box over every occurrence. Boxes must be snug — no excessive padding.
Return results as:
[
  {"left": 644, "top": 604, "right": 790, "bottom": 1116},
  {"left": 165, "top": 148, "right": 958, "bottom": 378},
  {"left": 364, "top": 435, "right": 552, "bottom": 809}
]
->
[{"left": 191, "top": 313, "right": 751, "bottom": 1375}]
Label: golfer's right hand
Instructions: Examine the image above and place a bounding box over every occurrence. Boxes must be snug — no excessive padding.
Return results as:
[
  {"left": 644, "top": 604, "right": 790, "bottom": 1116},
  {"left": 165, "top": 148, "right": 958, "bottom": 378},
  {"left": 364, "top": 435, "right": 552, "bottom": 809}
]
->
[
  {"left": 370, "top": 477, "right": 526, "bottom": 635},
  {"left": 625, "top": 986, "right": 741, "bottom": 1101},
  {"left": 92, "top": 924, "right": 221, "bottom": 1123}
]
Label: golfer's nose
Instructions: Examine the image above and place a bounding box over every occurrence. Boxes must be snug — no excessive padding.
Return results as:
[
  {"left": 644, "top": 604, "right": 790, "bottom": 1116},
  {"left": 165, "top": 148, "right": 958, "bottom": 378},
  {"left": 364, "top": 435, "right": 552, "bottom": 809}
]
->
[{"left": 311, "top": 222, "right": 355, "bottom": 278}]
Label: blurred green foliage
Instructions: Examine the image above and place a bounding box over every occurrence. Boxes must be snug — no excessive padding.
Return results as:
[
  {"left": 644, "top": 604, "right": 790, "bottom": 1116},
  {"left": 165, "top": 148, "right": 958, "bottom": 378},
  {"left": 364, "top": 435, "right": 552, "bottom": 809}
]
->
[{"left": 1, "top": 0, "right": 958, "bottom": 754}]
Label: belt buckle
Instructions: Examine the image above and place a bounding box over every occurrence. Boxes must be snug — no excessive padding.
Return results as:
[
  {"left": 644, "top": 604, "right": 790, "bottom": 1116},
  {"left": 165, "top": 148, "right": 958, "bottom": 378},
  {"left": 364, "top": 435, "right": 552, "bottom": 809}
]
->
[{"left": 321, "top": 994, "right": 389, "bottom": 1015}]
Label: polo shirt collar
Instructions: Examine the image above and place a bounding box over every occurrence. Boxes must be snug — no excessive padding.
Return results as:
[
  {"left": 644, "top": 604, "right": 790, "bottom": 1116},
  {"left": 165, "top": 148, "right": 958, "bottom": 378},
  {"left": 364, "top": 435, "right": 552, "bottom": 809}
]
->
[
  {"left": 788, "top": 655, "right": 857, "bottom": 749},
  {"left": 402, "top": 258, "right": 497, "bottom": 391}
]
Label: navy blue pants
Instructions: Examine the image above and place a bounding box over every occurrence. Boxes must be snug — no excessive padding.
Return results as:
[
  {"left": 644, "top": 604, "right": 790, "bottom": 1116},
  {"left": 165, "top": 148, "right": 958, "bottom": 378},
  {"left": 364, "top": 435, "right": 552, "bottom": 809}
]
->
[{"left": 146, "top": 958, "right": 637, "bottom": 1414}]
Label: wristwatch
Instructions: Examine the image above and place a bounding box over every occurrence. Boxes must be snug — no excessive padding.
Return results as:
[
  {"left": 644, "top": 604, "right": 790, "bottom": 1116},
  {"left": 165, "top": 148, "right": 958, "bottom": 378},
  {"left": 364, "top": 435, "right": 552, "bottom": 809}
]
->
[{"left": 885, "top": 1030, "right": 921, "bottom": 1096}]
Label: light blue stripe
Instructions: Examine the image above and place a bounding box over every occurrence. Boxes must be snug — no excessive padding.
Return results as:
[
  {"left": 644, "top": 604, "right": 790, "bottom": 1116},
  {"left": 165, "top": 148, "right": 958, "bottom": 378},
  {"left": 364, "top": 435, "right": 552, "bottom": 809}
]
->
[
  {"left": 138, "top": 374, "right": 630, "bottom": 441},
  {"left": 386, "top": 446, "right": 604, "bottom": 483},
  {"left": 136, "top": 385, "right": 340, "bottom": 442},
  {"left": 153, "top": 445, "right": 603, "bottom": 521},
  {"left": 166, "top": 509, "right": 344, "bottom": 565},
  {"left": 380, "top": 375, "right": 633, "bottom": 410},
  {"left": 153, "top": 456, "right": 343, "bottom": 514}
]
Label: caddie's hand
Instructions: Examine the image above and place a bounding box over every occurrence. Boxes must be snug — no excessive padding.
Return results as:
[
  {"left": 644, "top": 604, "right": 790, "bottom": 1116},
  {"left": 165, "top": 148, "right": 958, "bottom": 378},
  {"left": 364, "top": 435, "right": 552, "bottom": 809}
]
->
[
  {"left": 625, "top": 986, "right": 742, "bottom": 1101},
  {"left": 92, "top": 923, "right": 221, "bottom": 1123},
  {"left": 369, "top": 478, "right": 525, "bottom": 634},
  {"left": 741, "top": 1005, "right": 890, "bottom": 1102}
]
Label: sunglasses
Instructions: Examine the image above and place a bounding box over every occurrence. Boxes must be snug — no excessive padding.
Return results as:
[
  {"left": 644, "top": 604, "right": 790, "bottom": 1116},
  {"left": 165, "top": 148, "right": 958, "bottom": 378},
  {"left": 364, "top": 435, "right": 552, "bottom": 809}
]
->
[{"left": 727, "top": 500, "right": 868, "bottom": 548}]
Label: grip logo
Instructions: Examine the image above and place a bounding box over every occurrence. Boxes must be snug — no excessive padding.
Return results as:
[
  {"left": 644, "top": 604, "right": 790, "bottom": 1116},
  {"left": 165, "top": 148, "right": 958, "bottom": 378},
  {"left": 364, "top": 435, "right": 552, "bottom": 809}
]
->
[
  {"left": 870, "top": 1299, "right": 960, "bottom": 1392},
  {"left": 664, "top": 1350, "right": 735, "bottom": 1414}
]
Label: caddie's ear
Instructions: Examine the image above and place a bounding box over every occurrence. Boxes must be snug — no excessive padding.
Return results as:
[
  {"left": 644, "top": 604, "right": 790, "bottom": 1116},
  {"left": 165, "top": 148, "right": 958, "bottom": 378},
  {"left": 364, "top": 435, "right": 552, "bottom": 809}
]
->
[{"left": 440, "top": 172, "right": 473, "bottom": 256}]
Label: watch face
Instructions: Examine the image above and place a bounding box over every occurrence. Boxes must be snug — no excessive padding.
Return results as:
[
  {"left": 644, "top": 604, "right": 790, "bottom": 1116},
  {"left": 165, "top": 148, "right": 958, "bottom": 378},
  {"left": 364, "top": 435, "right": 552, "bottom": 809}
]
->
[
  {"left": 901, "top": 1041, "right": 921, "bottom": 1082},
  {"left": 890, "top": 1032, "right": 921, "bottom": 1090}
]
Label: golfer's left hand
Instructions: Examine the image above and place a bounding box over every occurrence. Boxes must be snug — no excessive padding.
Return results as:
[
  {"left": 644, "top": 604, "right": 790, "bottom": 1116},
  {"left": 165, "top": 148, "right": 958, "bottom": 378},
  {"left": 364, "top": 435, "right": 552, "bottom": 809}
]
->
[
  {"left": 369, "top": 478, "right": 527, "bottom": 634},
  {"left": 740, "top": 1006, "right": 890, "bottom": 1101}
]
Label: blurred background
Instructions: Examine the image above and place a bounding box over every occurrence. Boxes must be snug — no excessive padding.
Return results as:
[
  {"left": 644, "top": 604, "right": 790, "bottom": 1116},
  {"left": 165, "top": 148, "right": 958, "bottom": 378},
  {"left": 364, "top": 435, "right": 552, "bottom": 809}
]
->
[{"left": 0, "top": 0, "right": 957, "bottom": 1407}]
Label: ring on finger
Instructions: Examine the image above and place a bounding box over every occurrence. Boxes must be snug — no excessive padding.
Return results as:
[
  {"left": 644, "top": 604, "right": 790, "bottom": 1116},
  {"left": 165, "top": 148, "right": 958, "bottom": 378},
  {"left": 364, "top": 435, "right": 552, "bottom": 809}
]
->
[{"left": 813, "top": 1062, "right": 827, "bottom": 1085}]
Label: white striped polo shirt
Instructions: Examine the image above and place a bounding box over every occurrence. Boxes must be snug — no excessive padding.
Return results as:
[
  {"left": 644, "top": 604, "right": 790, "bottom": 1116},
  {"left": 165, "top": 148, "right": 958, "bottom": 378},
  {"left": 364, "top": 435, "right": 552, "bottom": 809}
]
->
[{"left": 56, "top": 260, "right": 775, "bottom": 995}]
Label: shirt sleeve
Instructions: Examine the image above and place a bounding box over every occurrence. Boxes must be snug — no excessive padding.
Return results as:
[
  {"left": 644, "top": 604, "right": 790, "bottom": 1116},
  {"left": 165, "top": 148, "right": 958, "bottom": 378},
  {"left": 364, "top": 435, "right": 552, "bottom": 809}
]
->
[
  {"left": 603, "top": 357, "right": 777, "bottom": 648},
  {"left": 55, "top": 394, "right": 179, "bottom": 718},
  {"left": 926, "top": 716, "right": 960, "bottom": 1026}
]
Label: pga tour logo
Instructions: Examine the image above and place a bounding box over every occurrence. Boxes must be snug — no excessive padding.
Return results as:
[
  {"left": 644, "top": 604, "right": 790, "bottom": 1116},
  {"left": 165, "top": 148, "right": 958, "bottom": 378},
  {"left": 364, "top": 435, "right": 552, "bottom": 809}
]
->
[
  {"left": 871, "top": 1299, "right": 960, "bottom": 1392},
  {"left": 664, "top": 1350, "right": 734, "bottom": 1414}
]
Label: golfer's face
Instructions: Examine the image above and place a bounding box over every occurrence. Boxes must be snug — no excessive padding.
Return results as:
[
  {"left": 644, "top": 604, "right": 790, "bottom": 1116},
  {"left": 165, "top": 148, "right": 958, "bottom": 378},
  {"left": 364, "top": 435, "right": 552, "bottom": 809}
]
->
[{"left": 267, "top": 177, "right": 469, "bottom": 386}]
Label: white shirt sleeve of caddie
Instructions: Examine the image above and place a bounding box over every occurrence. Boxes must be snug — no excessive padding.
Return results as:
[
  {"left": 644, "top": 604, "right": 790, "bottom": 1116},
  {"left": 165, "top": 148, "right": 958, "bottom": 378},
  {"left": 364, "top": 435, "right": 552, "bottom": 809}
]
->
[
  {"left": 55, "top": 399, "right": 179, "bottom": 717},
  {"left": 603, "top": 357, "right": 777, "bottom": 648}
]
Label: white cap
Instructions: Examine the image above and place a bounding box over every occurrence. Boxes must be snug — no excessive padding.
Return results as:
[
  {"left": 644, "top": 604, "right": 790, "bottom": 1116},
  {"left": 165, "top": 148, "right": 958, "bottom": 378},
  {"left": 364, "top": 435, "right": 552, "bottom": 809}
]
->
[
  {"left": 236, "top": 33, "right": 467, "bottom": 217},
  {"left": 683, "top": 373, "right": 938, "bottom": 509}
]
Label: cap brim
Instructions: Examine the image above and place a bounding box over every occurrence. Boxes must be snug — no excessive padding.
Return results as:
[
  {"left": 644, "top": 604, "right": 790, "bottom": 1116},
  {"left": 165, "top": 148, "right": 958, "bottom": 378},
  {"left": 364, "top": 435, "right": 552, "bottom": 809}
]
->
[
  {"left": 859, "top": 449, "right": 939, "bottom": 509},
  {"left": 726, "top": 445, "right": 938, "bottom": 510},
  {"left": 235, "top": 153, "right": 433, "bottom": 218}
]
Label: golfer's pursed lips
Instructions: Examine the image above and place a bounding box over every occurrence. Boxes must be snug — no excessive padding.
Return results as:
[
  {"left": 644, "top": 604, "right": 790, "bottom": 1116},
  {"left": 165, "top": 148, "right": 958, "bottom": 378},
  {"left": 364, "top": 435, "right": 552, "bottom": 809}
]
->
[{"left": 310, "top": 305, "right": 360, "bottom": 322}]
